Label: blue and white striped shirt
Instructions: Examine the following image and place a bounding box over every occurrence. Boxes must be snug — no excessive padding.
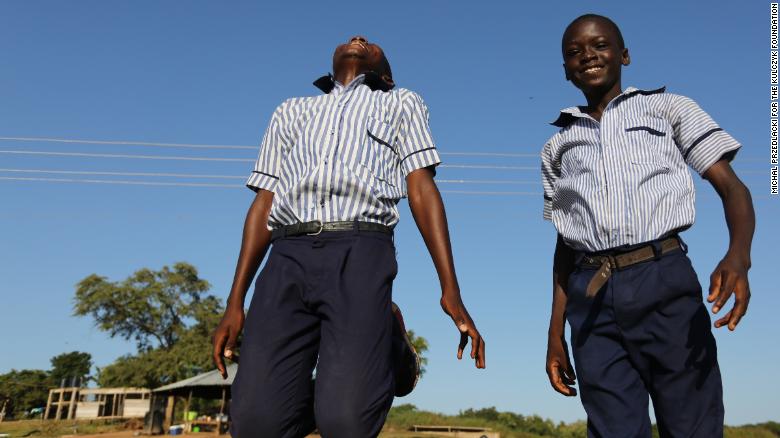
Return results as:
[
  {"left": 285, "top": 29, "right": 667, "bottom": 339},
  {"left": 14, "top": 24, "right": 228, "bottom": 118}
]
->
[
  {"left": 541, "top": 87, "right": 741, "bottom": 252},
  {"left": 246, "top": 73, "right": 441, "bottom": 229}
]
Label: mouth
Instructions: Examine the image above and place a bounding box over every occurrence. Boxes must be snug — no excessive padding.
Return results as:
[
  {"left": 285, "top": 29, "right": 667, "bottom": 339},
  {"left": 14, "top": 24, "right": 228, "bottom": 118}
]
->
[
  {"left": 580, "top": 65, "right": 603, "bottom": 74},
  {"left": 349, "top": 40, "right": 368, "bottom": 51}
]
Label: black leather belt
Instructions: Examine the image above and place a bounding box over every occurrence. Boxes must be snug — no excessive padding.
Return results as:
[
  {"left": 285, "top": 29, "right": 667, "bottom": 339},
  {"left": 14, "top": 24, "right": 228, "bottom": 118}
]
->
[
  {"left": 579, "top": 237, "right": 681, "bottom": 298},
  {"left": 271, "top": 221, "right": 393, "bottom": 240}
]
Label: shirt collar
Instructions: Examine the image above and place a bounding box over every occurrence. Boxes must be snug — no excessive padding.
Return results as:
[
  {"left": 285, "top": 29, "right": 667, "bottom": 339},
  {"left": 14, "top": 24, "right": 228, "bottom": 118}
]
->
[
  {"left": 312, "top": 71, "right": 391, "bottom": 94},
  {"left": 550, "top": 86, "right": 667, "bottom": 128}
]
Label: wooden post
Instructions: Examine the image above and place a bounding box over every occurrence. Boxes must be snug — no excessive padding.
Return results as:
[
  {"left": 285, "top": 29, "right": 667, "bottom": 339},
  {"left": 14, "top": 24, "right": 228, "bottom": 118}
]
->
[
  {"left": 184, "top": 389, "right": 193, "bottom": 432},
  {"left": 44, "top": 389, "right": 53, "bottom": 420},
  {"left": 67, "top": 388, "right": 78, "bottom": 420},
  {"left": 164, "top": 395, "right": 175, "bottom": 430},
  {"left": 219, "top": 387, "right": 227, "bottom": 436},
  {"left": 54, "top": 389, "right": 64, "bottom": 420}
]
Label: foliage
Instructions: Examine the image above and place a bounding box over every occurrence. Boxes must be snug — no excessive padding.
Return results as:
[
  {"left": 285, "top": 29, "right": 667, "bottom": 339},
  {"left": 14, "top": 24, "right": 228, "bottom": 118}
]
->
[
  {"left": 96, "top": 295, "right": 223, "bottom": 388},
  {"left": 50, "top": 351, "right": 92, "bottom": 386},
  {"left": 76, "top": 263, "right": 222, "bottom": 388},
  {"left": 0, "top": 369, "right": 53, "bottom": 418},
  {"left": 406, "top": 330, "right": 429, "bottom": 376},
  {"left": 74, "top": 262, "right": 211, "bottom": 351}
]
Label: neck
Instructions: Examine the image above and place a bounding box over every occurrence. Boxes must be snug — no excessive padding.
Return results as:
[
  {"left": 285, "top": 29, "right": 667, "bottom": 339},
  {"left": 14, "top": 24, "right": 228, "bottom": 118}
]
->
[
  {"left": 333, "top": 63, "right": 368, "bottom": 88},
  {"left": 583, "top": 81, "right": 622, "bottom": 121}
]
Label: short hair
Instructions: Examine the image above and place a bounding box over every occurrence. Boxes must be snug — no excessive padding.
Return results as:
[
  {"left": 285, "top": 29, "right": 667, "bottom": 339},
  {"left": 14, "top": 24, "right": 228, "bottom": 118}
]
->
[{"left": 562, "top": 14, "right": 625, "bottom": 50}]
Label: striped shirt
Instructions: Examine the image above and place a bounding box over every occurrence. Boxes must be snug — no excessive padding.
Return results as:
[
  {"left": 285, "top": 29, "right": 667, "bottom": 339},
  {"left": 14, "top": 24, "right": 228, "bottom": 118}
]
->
[
  {"left": 541, "top": 87, "right": 741, "bottom": 252},
  {"left": 246, "top": 73, "right": 441, "bottom": 230}
]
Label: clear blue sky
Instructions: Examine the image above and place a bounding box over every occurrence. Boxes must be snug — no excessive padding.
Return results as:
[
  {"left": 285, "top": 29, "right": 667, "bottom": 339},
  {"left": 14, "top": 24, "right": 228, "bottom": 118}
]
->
[{"left": 1, "top": 0, "right": 776, "bottom": 426}]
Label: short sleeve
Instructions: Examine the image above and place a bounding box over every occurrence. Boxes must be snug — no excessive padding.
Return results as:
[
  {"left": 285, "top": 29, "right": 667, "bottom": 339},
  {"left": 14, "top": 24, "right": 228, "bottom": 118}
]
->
[
  {"left": 397, "top": 91, "right": 441, "bottom": 176},
  {"left": 541, "top": 140, "right": 558, "bottom": 221},
  {"left": 668, "top": 95, "right": 741, "bottom": 176},
  {"left": 246, "top": 102, "right": 291, "bottom": 192}
]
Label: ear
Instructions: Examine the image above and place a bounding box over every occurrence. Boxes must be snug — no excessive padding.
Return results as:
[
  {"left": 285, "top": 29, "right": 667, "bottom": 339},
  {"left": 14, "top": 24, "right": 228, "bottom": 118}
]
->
[
  {"left": 563, "top": 63, "right": 570, "bottom": 81},
  {"left": 622, "top": 48, "right": 631, "bottom": 66},
  {"left": 382, "top": 74, "right": 395, "bottom": 90}
]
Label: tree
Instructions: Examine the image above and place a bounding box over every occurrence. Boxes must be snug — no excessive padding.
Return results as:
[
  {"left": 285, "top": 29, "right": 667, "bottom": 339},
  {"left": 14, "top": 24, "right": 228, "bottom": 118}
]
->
[
  {"left": 96, "top": 295, "right": 224, "bottom": 388},
  {"left": 74, "top": 263, "right": 223, "bottom": 388},
  {"left": 406, "top": 330, "right": 429, "bottom": 376},
  {"left": 50, "top": 351, "right": 92, "bottom": 386},
  {"left": 0, "top": 370, "right": 53, "bottom": 419},
  {"left": 74, "top": 262, "right": 212, "bottom": 351}
]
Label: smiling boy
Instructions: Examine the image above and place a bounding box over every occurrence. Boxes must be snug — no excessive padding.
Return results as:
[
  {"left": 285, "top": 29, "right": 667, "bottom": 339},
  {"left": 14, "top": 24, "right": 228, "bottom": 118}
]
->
[{"left": 542, "top": 14, "right": 755, "bottom": 437}]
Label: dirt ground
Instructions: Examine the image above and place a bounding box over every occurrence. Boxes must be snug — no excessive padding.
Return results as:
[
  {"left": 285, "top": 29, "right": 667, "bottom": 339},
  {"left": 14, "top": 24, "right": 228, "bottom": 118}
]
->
[{"left": 66, "top": 433, "right": 326, "bottom": 438}]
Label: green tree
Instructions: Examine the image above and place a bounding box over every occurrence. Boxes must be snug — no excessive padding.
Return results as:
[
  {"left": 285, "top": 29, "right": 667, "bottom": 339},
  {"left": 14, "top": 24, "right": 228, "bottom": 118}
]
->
[
  {"left": 0, "top": 369, "right": 53, "bottom": 418},
  {"left": 406, "top": 330, "right": 429, "bottom": 376},
  {"left": 50, "top": 351, "right": 92, "bottom": 386},
  {"left": 74, "top": 262, "right": 211, "bottom": 351},
  {"left": 96, "top": 295, "right": 223, "bottom": 388},
  {"left": 75, "top": 263, "right": 223, "bottom": 388}
]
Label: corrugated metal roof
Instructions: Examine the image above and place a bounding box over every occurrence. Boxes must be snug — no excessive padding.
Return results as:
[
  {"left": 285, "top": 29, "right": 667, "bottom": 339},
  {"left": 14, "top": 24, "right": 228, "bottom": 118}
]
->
[{"left": 153, "top": 364, "right": 237, "bottom": 392}]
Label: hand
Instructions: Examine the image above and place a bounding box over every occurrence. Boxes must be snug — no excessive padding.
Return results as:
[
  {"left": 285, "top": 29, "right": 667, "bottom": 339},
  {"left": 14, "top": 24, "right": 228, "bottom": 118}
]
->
[
  {"left": 546, "top": 334, "right": 576, "bottom": 396},
  {"left": 708, "top": 255, "right": 751, "bottom": 331},
  {"left": 212, "top": 305, "right": 245, "bottom": 378},
  {"left": 440, "top": 291, "right": 485, "bottom": 369}
]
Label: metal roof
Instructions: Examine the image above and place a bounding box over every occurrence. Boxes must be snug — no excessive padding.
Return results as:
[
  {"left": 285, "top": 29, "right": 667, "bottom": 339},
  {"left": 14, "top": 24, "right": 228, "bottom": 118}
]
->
[{"left": 152, "top": 364, "right": 237, "bottom": 392}]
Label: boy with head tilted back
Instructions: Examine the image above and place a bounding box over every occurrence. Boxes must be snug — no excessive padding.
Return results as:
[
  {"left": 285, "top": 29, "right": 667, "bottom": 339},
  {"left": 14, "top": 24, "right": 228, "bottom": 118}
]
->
[{"left": 212, "top": 36, "right": 485, "bottom": 438}]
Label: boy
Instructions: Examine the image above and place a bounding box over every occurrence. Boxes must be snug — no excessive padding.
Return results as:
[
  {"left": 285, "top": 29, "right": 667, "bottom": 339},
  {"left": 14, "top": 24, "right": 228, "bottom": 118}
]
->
[
  {"left": 212, "top": 36, "right": 485, "bottom": 438},
  {"left": 542, "top": 14, "right": 754, "bottom": 437}
]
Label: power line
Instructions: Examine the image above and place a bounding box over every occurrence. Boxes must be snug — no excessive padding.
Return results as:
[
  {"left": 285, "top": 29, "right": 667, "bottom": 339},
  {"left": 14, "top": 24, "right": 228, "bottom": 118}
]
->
[
  {"left": 0, "top": 176, "right": 540, "bottom": 195},
  {"left": 0, "top": 136, "right": 770, "bottom": 163},
  {"left": 0, "top": 150, "right": 538, "bottom": 170},
  {"left": 0, "top": 168, "right": 539, "bottom": 185},
  {"left": 0, "top": 168, "right": 245, "bottom": 180},
  {"left": 0, "top": 136, "right": 256, "bottom": 150},
  {"left": 0, "top": 176, "right": 239, "bottom": 188},
  {"left": 0, "top": 150, "right": 254, "bottom": 162},
  {"left": 0, "top": 136, "right": 538, "bottom": 158}
]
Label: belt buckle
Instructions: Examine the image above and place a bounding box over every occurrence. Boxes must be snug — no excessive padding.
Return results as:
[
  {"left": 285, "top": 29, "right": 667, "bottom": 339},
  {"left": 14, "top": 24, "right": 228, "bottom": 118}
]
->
[{"left": 306, "top": 221, "right": 323, "bottom": 236}]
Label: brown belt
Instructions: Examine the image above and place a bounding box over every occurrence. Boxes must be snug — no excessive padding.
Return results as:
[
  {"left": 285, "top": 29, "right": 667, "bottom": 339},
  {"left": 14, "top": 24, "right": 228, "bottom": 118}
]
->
[{"left": 580, "top": 237, "right": 681, "bottom": 298}]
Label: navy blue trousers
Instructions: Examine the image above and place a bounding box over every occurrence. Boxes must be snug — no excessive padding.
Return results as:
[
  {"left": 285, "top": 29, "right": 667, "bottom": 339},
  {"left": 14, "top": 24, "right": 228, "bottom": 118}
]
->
[
  {"left": 567, "top": 243, "right": 724, "bottom": 438},
  {"left": 230, "top": 231, "right": 397, "bottom": 438}
]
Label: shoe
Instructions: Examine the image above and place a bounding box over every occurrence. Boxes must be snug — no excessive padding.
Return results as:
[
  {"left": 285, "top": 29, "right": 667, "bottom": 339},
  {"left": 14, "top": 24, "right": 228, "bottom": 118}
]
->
[{"left": 391, "top": 301, "right": 420, "bottom": 397}]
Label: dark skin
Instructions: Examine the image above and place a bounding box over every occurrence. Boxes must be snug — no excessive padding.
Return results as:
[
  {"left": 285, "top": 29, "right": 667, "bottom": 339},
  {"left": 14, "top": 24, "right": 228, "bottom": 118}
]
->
[
  {"left": 546, "top": 17, "right": 755, "bottom": 396},
  {"left": 212, "top": 36, "right": 485, "bottom": 378}
]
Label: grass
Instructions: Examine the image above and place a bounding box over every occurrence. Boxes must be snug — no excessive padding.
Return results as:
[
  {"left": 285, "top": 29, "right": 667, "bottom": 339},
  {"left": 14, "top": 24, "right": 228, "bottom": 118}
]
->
[
  {"left": 0, "top": 419, "right": 138, "bottom": 438},
  {"left": 0, "top": 414, "right": 777, "bottom": 437}
]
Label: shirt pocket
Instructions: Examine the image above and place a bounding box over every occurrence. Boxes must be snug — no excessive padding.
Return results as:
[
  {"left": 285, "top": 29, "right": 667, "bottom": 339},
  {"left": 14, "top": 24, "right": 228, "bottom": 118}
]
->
[
  {"left": 623, "top": 116, "right": 676, "bottom": 167},
  {"left": 623, "top": 117, "right": 676, "bottom": 191},
  {"left": 362, "top": 116, "right": 401, "bottom": 191}
]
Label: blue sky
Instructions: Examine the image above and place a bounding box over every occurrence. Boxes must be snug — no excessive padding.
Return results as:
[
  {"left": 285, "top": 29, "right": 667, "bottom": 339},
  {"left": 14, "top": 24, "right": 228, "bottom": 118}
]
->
[{"left": 1, "top": 0, "right": 777, "bottom": 426}]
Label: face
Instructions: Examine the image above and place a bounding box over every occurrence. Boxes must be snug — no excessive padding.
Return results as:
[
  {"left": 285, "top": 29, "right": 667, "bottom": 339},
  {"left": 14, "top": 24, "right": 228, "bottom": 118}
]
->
[
  {"left": 562, "top": 18, "right": 630, "bottom": 95},
  {"left": 332, "top": 36, "right": 392, "bottom": 83}
]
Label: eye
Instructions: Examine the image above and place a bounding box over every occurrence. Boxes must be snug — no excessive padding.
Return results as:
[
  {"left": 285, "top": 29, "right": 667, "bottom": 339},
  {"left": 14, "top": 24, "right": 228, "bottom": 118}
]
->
[
  {"left": 565, "top": 49, "right": 580, "bottom": 57},
  {"left": 595, "top": 42, "right": 609, "bottom": 49}
]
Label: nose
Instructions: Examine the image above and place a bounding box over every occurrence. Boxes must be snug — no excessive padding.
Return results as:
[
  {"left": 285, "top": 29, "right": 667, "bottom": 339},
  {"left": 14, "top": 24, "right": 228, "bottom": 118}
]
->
[
  {"left": 580, "top": 47, "right": 597, "bottom": 63},
  {"left": 349, "top": 35, "right": 368, "bottom": 44}
]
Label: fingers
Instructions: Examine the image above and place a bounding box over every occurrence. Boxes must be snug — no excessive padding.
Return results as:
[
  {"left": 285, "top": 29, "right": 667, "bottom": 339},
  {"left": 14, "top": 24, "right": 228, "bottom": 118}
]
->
[
  {"left": 457, "top": 330, "right": 467, "bottom": 360},
  {"left": 707, "top": 269, "right": 721, "bottom": 303},
  {"left": 546, "top": 361, "right": 576, "bottom": 397},
  {"left": 712, "top": 271, "right": 737, "bottom": 314},
  {"left": 714, "top": 279, "right": 751, "bottom": 331},
  {"left": 713, "top": 310, "right": 732, "bottom": 329},
  {"left": 454, "top": 320, "right": 485, "bottom": 369},
  {"left": 727, "top": 282, "right": 750, "bottom": 330},
  {"left": 476, "top": 333, "right": 486, "bottom": 369},
  {"left": 562, "top": 363, "right": 577, "bottom": 384},
  {"left": 212, "top": 329, "right": 228, "bottom": 379},
  {"left": 225, "top": 329, "right": 240, "bottom": 364}
]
